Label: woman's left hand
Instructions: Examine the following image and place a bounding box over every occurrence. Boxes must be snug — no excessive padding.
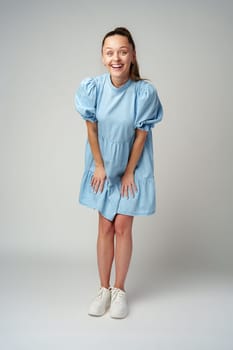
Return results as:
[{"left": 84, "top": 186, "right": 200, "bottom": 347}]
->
[{"left": 121, "top": 172, "right": 137, "bottom": 198}]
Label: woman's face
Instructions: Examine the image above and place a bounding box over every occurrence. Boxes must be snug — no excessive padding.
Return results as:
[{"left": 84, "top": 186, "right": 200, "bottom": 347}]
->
[{"left": 102, "top": 34, "right": 135, "bottom": 87}]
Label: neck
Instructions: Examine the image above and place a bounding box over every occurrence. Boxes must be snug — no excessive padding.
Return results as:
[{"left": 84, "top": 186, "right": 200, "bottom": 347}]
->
[{"left": 110, "top": 76, "right": 129, "bottom": 88}]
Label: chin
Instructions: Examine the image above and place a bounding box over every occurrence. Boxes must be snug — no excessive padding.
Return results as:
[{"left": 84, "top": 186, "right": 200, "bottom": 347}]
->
[{"left": 111, "top": 71, "right": 128, "bottom": 79}]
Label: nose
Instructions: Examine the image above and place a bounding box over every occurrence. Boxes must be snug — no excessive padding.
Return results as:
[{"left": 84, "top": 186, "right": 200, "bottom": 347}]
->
[{"left": 113, "top": 51, "right": 120, "bottom": 60}]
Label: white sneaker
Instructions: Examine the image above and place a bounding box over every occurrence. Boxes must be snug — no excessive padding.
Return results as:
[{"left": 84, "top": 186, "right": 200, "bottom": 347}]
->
[
  {"left": 110, "top": 287, "right": 128, "bottom": 319},
  {"left": 88, "top": 287, "right": 111, "bottom": 316}
]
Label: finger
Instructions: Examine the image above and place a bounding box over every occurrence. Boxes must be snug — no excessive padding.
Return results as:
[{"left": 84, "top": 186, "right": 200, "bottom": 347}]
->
[
  {"left": 122, "top": 185, "right": 128, "bottom": 198},
  {"left": 121, "top": 184, "right": 126, "bottom": 197},
  {"left": 94, "top": 183, "right": 99, "bottom": 193},
  {"left": 129, "top": 184, "right": 135, "bottom": 197},
  {"left": 91, "top": 176, "right": 96, "bottom": 187},
  {"left": 91, "top": 178, "right": 99, "bottom": 193},
  {"left": 99, "top": 179, "right": 105, "bottom": 193},
  {"left": 132, "top": 182, "right": 137, "bottom": 196}
]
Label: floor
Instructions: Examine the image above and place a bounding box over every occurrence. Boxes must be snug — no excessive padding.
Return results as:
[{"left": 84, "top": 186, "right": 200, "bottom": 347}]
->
[{"left": 0, "top": 256, "right": 232, "bottom": 350}]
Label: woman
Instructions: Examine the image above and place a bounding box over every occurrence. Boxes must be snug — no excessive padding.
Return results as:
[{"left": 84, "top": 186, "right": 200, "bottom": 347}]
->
[{"left": 75, "top": 27, "right": 163, "bottom": 319}]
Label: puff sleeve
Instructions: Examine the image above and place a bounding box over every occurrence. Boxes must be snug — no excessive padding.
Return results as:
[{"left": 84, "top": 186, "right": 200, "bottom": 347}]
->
[
  {"left": 135, "top": 81, "right": 163, "bottom": 131},
  {"left": 75, "top": 77, "right": 97, "bottom": 123}
]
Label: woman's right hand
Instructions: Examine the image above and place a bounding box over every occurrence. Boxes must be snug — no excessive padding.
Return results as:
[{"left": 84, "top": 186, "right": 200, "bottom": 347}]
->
[{"left": 91, "top": 165, "right": 106, "bottom": 193}]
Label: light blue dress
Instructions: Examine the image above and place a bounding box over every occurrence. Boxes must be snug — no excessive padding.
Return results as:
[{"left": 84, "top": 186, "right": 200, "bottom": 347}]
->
[{"left": 75, "top": 73, "right": 163, "bottom": 221}]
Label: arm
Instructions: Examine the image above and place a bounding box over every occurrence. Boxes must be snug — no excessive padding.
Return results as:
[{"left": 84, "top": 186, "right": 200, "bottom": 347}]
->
[
  {"left": 86, "top": 120, "right": 106, "bottom": 193},
  {"left": 121, "top": 129, "right": 148, "bottom": 197}
]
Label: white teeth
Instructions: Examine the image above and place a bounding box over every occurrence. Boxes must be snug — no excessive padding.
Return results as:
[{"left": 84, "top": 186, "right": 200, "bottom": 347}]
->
[{"left": 112, "top": 64, "right": 122, "bottom": 68}]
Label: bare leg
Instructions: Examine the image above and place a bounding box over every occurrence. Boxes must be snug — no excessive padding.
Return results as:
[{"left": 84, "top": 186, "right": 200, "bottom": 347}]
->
[
  {"left": 114, "top": 214, "right": 134, "bottom": 291},
  {"left": 97, "top": 213, "right": 115, "bottom": 288}
]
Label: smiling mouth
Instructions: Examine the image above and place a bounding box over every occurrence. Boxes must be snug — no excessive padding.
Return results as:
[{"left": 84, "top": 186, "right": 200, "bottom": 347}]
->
[{"left": 111, "top": 64, "right": 123, "bottom": 69}]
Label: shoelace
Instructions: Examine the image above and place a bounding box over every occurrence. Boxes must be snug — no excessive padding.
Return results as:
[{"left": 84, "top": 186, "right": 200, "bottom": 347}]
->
[
  {"left": 110, "top": 288, "right": 125, "bottom": 303},
  {"left": 96, "top": 287, "right": 109, "bottom": 300}
]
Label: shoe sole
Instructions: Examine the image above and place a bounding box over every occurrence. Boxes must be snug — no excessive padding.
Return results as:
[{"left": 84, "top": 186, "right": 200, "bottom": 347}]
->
[
  {"left": 110, "top": 312, "right": 128, "bottom": 319},
  {"left": 88, "top": 312, "right": 104, "bottom": 317},
  {"left": 88, "top": 302, "right": 111, "bottom": 317}
]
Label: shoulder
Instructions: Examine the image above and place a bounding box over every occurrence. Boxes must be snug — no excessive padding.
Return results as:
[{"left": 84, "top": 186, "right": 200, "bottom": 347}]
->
[
  {"left": 135, "top": 79, "right": 157, "bottom": 100},
  {"left": 79, "top": 74, "right": 107, "bottom": 93}
]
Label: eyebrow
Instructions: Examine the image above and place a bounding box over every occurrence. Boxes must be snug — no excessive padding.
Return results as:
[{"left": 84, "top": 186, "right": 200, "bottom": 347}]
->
[{"left": 105, "top": 46, "right": 129, "bottom": 50}]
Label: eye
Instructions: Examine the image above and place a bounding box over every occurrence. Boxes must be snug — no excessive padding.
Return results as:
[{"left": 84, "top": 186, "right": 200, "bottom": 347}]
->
[
  {"left": 106, "top": 51, "right": 113, "bottom": 57},
  {"left": 121, "top": 50, "right": 128, "bottom": 56}
]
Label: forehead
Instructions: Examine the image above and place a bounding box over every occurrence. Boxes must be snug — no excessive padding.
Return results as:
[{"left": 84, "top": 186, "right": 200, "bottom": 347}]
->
[{"left": 103, "top": 35, "right": 131, "bottom": 49}]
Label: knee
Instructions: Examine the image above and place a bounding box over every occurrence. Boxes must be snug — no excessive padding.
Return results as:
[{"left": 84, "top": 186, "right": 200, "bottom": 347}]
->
[
  {"left": 114, "top": 221, "right": 128, "bottom": 237},
  {"left": 114, "top": 215, "right": 133, "bottom": 237},
  {"left": 99, "top": 222, "right": 115, "bottom": 237}
]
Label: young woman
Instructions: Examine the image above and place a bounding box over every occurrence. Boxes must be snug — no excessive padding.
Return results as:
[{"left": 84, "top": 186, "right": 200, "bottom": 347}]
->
[{"left": 75, "top": 27, "right": 163, "bottom": 319}]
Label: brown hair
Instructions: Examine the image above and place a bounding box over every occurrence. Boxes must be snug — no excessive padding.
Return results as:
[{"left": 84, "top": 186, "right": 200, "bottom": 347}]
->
[{"left": 101, "top": 27, "right": 142, "bottom": 81}]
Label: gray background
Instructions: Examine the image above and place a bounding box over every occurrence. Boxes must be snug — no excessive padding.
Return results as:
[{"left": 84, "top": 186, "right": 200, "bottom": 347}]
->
[{"left": 0, "top": 0, "right": 233, "bottom": 349}]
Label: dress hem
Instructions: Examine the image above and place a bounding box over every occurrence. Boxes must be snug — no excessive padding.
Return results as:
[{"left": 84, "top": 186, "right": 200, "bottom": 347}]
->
[{"left": 78, "top": 198, "right": 155, "bottom": 220}]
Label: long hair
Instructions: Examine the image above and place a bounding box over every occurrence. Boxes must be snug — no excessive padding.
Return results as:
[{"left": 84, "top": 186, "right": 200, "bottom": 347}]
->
[{"left": 101, "top": 27, "right": 142, "bottom": 82}]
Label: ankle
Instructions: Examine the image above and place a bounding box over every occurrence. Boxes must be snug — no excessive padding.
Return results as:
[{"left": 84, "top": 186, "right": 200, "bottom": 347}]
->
[{"left": 113, "top": 285, "right": 125, "bottom": 292}]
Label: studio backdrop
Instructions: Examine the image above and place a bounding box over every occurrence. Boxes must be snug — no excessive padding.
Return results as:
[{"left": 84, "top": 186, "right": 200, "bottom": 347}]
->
[{"left": 0, "top": 0, "right": 232, "bottom": 274}]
